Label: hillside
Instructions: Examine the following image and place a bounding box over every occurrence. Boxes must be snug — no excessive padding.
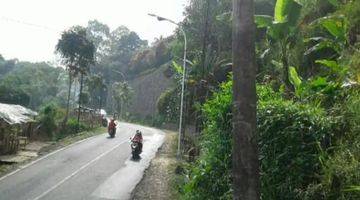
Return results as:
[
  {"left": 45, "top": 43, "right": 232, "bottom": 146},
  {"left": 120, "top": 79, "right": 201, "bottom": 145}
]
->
[{"left": 128, "top": 63, "right": 174, "bottom": 119}]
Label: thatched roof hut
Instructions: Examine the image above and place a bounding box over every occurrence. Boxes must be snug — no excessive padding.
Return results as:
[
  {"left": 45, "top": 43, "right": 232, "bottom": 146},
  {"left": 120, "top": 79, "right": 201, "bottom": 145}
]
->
[
  {"left": 0, "top": 103, "right": 37, "bottom": 125},
  {"left": 0, "top": 103, "right": 38, "bottom": 154}
]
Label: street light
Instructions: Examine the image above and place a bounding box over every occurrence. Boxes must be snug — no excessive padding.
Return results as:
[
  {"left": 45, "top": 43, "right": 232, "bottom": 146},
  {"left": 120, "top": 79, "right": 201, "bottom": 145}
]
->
[
  {"left": 148, "top": 13, "right": 187, "bottom": 158},
  {"left": 111, "top": 69, "right": 126, "bottom": 82},
  {"left": 111, "top": 69, "right": 126, "bottom": 119}
]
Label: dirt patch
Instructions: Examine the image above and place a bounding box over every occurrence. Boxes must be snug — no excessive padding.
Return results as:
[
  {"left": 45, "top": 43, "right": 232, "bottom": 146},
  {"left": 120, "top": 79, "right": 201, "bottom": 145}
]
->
[{"left": 131, "top": 130, "right": 179, "bottom": 200}]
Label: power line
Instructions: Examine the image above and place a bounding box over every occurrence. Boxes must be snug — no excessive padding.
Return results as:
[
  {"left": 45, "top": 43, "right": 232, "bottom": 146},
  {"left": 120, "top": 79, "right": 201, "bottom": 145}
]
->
[{"left": 0, "top": 16, "right": 61, "bottom": 33}]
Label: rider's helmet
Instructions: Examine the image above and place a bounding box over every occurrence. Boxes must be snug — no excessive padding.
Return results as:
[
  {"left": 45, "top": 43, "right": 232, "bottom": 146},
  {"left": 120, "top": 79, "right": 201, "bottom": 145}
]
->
[{"left": 136, "top": 130, "right": 142, "bottom": 136}]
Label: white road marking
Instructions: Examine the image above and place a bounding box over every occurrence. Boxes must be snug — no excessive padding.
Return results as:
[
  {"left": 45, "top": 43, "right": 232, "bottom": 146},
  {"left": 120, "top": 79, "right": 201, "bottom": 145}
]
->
[
  {"left": 0, "top": 133, "right": 105, "bottom": 182},
  {"left": 31, "top": 139, "right": 128, "bottom": 200}
]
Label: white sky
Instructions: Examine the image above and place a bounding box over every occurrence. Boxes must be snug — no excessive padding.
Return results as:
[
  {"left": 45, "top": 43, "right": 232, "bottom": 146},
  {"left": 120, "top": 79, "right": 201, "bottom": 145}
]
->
[{"left": 0, "top": 0, "right": 188, "bottom": 62}]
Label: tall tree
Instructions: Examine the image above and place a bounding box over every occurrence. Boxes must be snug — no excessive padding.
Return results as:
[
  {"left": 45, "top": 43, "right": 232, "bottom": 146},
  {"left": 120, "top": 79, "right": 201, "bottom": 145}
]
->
[
  {"left": 86, "top": 20, "right": 110, "bottom": 62},
  {"left": 232, "top": 0, "right": 260, "bottom": 199},
  {"left": 56, "top": 26, "right": 95, "bottom": 127}
]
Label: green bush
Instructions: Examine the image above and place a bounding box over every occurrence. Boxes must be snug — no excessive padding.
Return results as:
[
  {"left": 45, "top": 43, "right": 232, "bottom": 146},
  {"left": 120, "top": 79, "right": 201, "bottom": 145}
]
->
[
  {"left": 303, "top": 90, "right": 360, "bottom": 200},
  {"left": 181, "top": 80, "right": 347, "bottom": 200},
  {"left": 303, "top": 138, "right": 360, "bottom": 200},
  {"left": 56, "top": 118, "right": 89, "bottom": 140},
  {"left": 258, "top": 98, "right": 338, "bottom": 199},
  {"left": 67, "top": 118, "right": 87, "bottom": 133},
  {"left": 181, "top": 81, "right": 232, "bottom": 200},
  {"left": 38, "top": 103, "right": 58, "bottom": 137},
  {"left": 157, "top": 88, "right": 180, "bottom": 123}
]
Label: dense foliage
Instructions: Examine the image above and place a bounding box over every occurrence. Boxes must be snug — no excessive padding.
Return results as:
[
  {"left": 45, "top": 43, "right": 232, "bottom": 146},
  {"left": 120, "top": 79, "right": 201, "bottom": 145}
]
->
[
  {"left": 0, "top": 60, "right": 68, "bottom": 109},
  {"left": 181, "top": 81, "right": 232, "bottom": 200},
  {"left": 175, "top": 1, "right": 360, "bottom": 198},
  {"left": 258, "top": 94, "right": 338, "bottom": 199},
  {"left": 181, "top": 79, "right": 359, "bottom": 199}
]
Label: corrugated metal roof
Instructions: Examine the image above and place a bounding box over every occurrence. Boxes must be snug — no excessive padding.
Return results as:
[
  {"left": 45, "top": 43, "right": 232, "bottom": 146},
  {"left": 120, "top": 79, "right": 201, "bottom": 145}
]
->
[{"left": 0, "top": 103, "right": 38, "bottom": 125}]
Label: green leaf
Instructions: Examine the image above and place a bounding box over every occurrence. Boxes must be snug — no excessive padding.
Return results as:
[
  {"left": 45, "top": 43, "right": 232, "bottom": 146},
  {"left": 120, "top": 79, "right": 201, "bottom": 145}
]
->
[
  {"left": 315, "top": 59, "right": 339, "bottom": 69},
  {"left": 274, "top": 0, "right": 291, "bottom": 23},
  {"left": 315, "top": 16, "right": 347, "bottom": 41},
  {"left": 327, "top": 0, "right": 339, "bottom": 7},
  {"left": 309, "top": 77, "right": 328, "bottom": 88},
  {"left": 289, "top": 66, "right": 302, "bottom": 89},
  {"left": 322, "top": 20, "right": 343, "bottom": 39},
  {"left": 268, "top": 22, "right": 287, "bottom": 40},
  {"left": 172, "top": 61, "right": 183, "bottom": 75},
  {"left": 315, "top": 59, "right": 347, "bottom": 75},
  {"left": 274, "top": 0, "right": 302, "bottom": 25},
  {"left": 343, "top": 185, "right": 360, "bottom": 192},
  {"left": 255, "top": 15, "right": 273, "bottom": 28},
  {"left": 304, "top": 40, "right": 341, "bottom": 55}
]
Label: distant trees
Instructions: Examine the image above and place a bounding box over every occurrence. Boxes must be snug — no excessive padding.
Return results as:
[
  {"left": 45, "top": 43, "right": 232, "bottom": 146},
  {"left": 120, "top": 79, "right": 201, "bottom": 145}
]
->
[
  {"left": 0, "top": 85, "right": 30, "bottom": 106},
  {"left": 0, "top": 60, "right": 66, "bottom": 108},
  {"left": 56, "top": 26, "right": 95, "bottom": 126},
  {"left": 86, "top": 74, "right": 107, "bottom": 111},
  {"left": 0, "top": 58, "right": 16, "bottom": 78},
  {"left": 82, "top": 21, "right": 151, "bottom": 114}
]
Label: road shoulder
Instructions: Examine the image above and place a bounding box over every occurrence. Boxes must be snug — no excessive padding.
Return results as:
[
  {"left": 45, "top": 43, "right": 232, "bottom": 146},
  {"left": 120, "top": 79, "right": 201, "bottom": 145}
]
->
[{"left": 131, "top": 130, "right": 179, "bottom": 200}]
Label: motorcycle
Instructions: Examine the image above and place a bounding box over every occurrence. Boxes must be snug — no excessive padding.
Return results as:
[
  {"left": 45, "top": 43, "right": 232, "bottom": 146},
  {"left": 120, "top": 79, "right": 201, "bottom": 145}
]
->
[
  {"left": 101, "top": 117, "right": 108, "bottom": 127},
  {"left": 131, "top": 140, "right": 141, "bottom": 160},
  {"left": 108, "top": 127, "right": 116, "bottom": 138}
]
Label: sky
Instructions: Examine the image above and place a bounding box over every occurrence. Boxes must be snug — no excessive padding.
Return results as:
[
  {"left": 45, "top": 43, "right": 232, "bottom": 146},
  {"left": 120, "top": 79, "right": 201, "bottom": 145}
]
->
[{"left": 0, "top": 0, "right": 188, "bottom": 62}]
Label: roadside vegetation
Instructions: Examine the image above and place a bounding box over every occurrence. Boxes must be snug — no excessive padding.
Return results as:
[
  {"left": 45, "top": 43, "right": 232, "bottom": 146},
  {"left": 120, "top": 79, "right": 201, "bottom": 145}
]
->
[{"left": 150, "top": 0, "right": 360, "bottom": 199}]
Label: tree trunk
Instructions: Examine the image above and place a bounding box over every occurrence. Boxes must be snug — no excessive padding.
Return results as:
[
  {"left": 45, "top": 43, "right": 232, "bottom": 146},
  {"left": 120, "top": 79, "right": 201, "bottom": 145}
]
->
[
  {"left": 77, "top": 73, "right": 84, "bottom": 131},
  {"left": 232, "top": 0, "right": 260, "bottom": 200},
  {"left": 63, "top": 72, "right": 73, "bottom": 125},
  {"left": 99, "top": 95, "right": 102, "bottom": 113},
  {"left": 201, "top": 0, "right": 211, "bottom": 78},
  {"left": 120, "top": 100, "right": 123, "bottom": 120},
  {"left": 281, "top": 42, "right": 292, "bottom": 92}
]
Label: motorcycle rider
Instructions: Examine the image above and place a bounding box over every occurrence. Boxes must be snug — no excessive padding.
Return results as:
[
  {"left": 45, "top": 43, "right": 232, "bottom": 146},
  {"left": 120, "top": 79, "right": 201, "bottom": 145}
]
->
[
  {"left": 108, "top": 118, "right": 116, "bottom": 136},
  {"left": 132, "top": 130, "right": 143, "bottom": 152}
]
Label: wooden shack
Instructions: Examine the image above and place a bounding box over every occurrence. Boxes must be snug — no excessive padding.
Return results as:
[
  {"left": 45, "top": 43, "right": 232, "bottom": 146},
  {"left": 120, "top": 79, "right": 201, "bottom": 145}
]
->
[{"left": 0, "top": 103, "right": 37, "bottom": 155}]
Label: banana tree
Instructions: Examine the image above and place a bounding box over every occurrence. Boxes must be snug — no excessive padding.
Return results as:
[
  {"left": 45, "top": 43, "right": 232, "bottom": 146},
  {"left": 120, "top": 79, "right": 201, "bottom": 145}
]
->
[
  {"left": 287, "top": 14, "right": 350, "bottom": 101},
  {"left": 255, "top": 0, "right": 302, "bottom": 91},
  {"left": 303, "top": 8, "right": 351, "bottom": 88},
  {"left": 305, "top": 15, "right": 348, "bottom": 57}
]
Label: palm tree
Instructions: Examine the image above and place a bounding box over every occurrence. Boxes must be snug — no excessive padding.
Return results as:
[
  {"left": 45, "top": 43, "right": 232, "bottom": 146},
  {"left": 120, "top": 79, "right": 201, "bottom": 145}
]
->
[
  {"left": 56, "top": 26, "right": 95, "bottom": 128},
  {"left": 112, "top": 82, "right": 133, "bottom": 119},
  {"left": 232, "top": 0, "right": 260, "bottom": 199}
]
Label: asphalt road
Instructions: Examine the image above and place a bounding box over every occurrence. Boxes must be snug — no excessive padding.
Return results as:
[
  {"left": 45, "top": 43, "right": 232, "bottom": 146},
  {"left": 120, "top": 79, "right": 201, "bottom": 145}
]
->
[{"left": 0, "top": 122, "right": 165, "bottom": 200}]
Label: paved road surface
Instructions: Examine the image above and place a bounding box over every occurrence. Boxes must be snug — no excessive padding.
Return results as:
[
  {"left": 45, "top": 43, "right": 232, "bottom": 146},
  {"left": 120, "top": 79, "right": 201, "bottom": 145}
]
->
[{"left": 0, "top": 122, "right": 165, "bottom": 200}]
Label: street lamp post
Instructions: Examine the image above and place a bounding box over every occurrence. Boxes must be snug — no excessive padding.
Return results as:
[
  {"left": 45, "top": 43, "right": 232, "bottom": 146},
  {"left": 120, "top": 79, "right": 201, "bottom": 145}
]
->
[
  {"left": 148, "top": 13, "right": 187, "bottom": 158},
  {"left": 111, "top": 69, "right": 126, "bottom": 119},
  {"left": 112, "top": 69, "right": 126, "bottom": 82}
]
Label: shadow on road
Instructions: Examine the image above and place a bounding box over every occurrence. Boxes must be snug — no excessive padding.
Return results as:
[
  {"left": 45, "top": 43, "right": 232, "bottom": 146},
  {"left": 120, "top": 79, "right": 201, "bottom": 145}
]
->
[{"left": 130, "top": 157, "right": 142, "bottom": 162}]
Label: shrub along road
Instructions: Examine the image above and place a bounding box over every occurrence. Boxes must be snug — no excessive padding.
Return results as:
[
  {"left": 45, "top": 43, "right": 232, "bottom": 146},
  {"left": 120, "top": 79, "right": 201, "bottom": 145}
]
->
[{"left": 0, "top": 122, "right": 164, "bottom": 200}]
